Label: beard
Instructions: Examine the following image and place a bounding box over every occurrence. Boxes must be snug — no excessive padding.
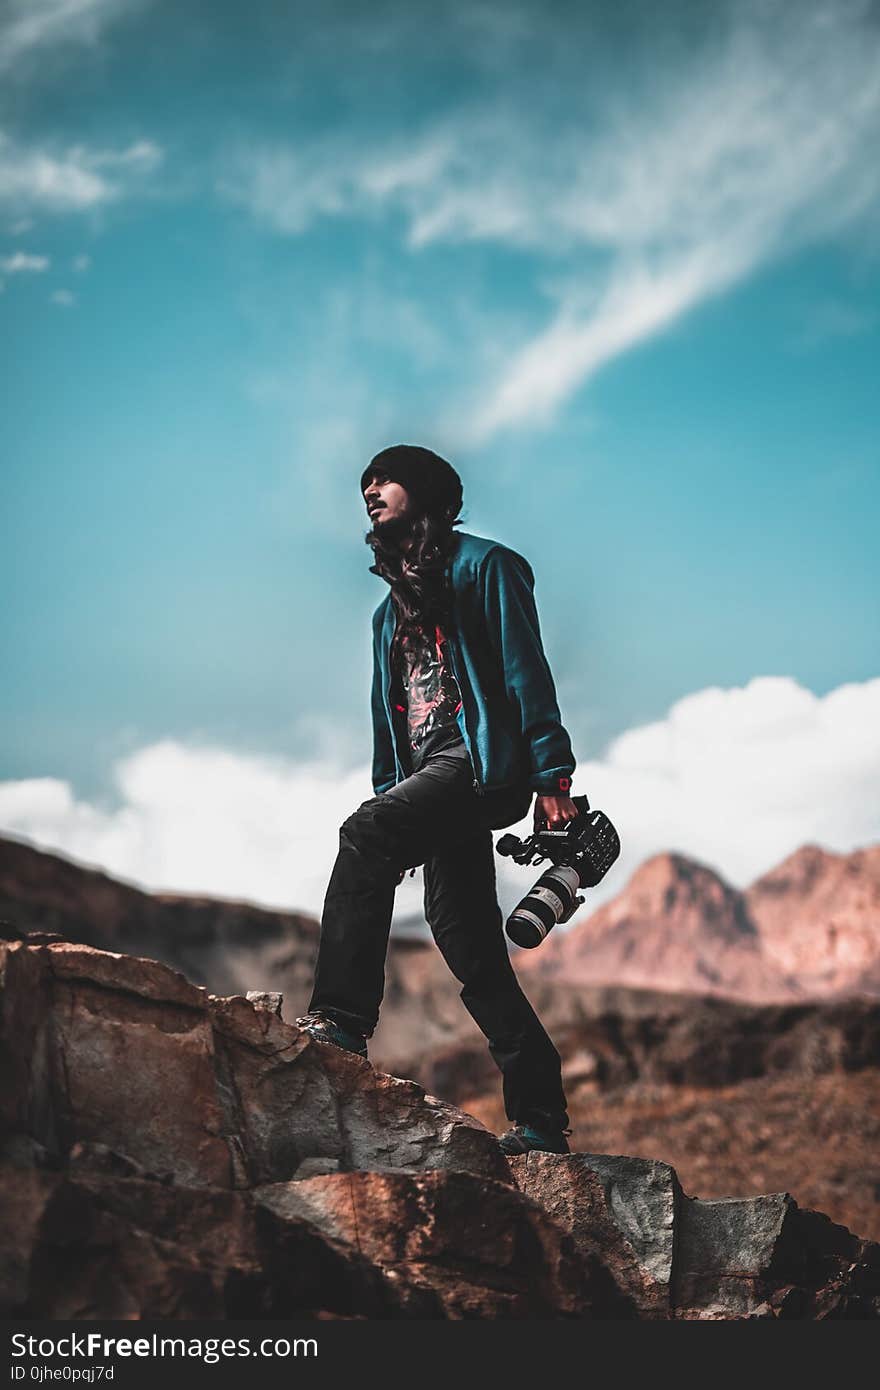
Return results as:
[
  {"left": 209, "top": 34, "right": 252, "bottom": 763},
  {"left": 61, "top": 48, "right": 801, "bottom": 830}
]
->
[{"left": 371, "top": 511, "right": 414, "bottom": 546}]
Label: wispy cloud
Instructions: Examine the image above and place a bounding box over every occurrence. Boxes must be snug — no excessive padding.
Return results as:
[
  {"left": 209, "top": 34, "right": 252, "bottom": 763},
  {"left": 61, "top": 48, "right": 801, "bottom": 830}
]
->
[
  {"left": 0, "top": 0, "right": 146, "bottom": 72},
  {"left": 0, "top": 250, "right": 49, "bottom": 273},
  {"left": 50, "top": 287, "right": 75, "bottom": 306},
  {"left": 791, "top": 297, "right": 878, "bottom": 351},
  {"left": 221, "top": 0, "right": 880, "bottom": 442},
  {"left": 451, "top": 2, "right": 880, "bottom": 440},
  {"left": 0, "top": 676, "right": 877, "bottom": 918},
  {"left": 465, "top": 250, "right": 751, "bottom": 439},
  {"left": 0, "top": 130, "right": 162, "bottom": 214}
]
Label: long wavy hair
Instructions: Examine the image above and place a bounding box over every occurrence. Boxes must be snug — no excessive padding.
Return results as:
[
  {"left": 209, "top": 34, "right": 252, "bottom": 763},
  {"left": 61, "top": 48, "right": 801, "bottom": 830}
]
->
[{"left": 366, "top": 505, "right": 464, "bottom": 666}]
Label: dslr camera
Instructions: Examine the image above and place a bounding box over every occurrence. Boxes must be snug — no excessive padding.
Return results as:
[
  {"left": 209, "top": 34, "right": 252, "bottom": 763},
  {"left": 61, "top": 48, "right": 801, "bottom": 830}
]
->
[{"left": 496, "top": 793, "right": 620, "bottom": 948}]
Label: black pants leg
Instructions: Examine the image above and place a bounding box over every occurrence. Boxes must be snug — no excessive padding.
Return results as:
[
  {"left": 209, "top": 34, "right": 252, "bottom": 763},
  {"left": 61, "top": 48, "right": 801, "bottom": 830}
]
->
[
  {"left": 308, "top": 750, "right": 569, "bottom": 1132},
  {"left": 422, "top": 830, "right": 569, "bottom": 1133}
]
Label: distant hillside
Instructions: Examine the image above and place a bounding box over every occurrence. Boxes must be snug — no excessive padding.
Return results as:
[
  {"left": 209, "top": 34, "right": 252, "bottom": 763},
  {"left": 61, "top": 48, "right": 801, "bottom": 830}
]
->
[
  {"left": 517, "top": 845, "right": 880, "bottom": 1002},
  {"left": 747, "top": 844, "right": 880, "bottom": 996}
]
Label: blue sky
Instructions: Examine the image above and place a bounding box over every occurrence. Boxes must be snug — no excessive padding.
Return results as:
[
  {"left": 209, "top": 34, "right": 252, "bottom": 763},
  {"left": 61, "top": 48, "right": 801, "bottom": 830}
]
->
[{"left": 1, "top": 0, "right": 878, "bottom": 916}]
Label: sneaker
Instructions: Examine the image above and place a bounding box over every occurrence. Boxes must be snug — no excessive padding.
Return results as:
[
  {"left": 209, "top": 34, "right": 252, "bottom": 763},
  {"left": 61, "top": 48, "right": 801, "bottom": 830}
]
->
[
  {"left": 295, "top": 1011, "right": 368, "bottom": 1059},
  {"left": 497, "top": 1123, "right": 571, "bottom": 1155}
]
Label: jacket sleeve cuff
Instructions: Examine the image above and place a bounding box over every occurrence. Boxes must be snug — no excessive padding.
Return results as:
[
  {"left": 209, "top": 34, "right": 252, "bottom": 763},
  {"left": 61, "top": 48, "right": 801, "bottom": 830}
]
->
[{"left": 529, "top": 773, "right": 574, "bottom": 795}]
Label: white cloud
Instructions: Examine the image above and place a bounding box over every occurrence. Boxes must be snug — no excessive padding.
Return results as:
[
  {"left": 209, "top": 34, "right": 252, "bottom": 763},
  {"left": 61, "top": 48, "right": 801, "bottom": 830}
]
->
[
  {"left": 0, "top": 250, "right": 49, "bottom": 273},
  {"left": 0, "top": 130, "right": 162, "bottom": 214},
  {"left": 0, "top": 742, "right": 419, "bottom": 922},
  {"left": 581, "top": 675, "right": 880, "bottom": 896},
  {"left": 72, "top": 253, "right": 90, "bottom": 271},
  {"left": 50, "top": 287, "right": 75, "bottom": 305},
  {"left": 0, "top": 676, "right": 877, "bottom": 923},
  {"left": 0, "top": 0, "right": 146, "bottom": 72}
]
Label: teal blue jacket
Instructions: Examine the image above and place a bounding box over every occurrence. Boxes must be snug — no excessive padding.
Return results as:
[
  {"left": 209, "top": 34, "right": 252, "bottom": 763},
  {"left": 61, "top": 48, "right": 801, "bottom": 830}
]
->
[{"left": 370, "top": 531, "right": 576, "bottom": 798}]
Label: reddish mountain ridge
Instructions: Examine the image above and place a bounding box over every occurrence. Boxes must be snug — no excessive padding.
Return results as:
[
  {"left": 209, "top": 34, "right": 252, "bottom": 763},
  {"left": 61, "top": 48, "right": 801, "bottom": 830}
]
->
[
  {"left": 747, "top": 845, "right": 880, "bottom": 997},
  {"left": 516, "top": 845, "right": 880, "bottom": 1002}
]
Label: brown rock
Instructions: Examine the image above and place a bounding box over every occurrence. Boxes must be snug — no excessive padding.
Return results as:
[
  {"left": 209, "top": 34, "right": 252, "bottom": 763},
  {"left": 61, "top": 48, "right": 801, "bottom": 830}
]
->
[
  {"left": 508, "top": 1153, "right": 880, "bottom": 1320},
  {"left": 49, "top": 963, "right": 232, "bottom": 1189},
  {"left": 1, "top": 937, "right": 508, "bottom": 1193},
  {"left": 207, "top": 991, "right": 508, "bottom": 1186},
  {"left": 0, "top": 1162, "right": 437, "bottom": 1318},
  {"left": 255, "top": 1168, "right": 597, "bottom": 1318},
  {"left": 0, "top": 1165, "right": 55, "bottom": 1313},
  {"left": 509, "top": 1153, "right": 680, "bottom": 1317},
  {"left": 246, "top": 990, "right": 284, "bottom": 1015},
  {"left": 0, "top": 941, "right": 56, "bottom": 1146},
  {"left": 2, "top": 924, "right": 878, "bottom": 1320},
  {"left": 673, "top": 1192, "right": 880, "bottom": 1319},
  {"left": 46, "top": 940, "right": 207, "bottom": 1009}
]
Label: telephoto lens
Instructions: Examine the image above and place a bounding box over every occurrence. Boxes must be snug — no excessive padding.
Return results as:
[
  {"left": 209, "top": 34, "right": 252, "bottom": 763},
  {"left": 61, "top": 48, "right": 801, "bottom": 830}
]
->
[{"left": 505, "top": 864, "right": 584, "bottom": 948}]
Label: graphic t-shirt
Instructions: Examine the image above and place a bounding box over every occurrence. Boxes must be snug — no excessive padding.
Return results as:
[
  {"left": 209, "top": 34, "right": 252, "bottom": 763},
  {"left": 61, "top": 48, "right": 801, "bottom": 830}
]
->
[{"left": 394, "top": 621, "right": 466, "bottom": 772}]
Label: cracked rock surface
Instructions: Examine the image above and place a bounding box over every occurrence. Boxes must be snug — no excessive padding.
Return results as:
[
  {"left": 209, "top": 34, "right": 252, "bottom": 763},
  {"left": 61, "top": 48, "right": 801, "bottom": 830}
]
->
[{"left": 1, "top": 927, "right": 877, "bottom": 1319}]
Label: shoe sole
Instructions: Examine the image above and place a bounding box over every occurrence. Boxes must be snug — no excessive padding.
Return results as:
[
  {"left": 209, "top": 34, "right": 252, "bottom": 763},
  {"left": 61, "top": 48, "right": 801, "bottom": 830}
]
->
[
  {"left": 499, "top": 1148, "right": 569, "bottom": 1155},
  {"left": 303, "top": 1028, "right": 367, "bottom": 1060},
  {"left": 498, "top": 1139, "right": 570, "bottom": 1155}
]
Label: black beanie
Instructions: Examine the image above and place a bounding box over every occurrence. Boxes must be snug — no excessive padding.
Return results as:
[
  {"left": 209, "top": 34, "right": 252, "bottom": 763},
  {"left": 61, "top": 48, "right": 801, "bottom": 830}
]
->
[{"left": 361, "top": 444, "right": 463, "bottom": 522}]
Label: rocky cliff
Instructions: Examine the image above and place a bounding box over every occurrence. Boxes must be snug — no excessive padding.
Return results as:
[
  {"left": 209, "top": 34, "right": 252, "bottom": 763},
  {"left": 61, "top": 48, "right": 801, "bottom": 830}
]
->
[
  {"left": 1, "top": 924, "right": 877, "bottom": 1319},
  {"left": 3, "top": 835, "right": 879, "bottom": 1245}
]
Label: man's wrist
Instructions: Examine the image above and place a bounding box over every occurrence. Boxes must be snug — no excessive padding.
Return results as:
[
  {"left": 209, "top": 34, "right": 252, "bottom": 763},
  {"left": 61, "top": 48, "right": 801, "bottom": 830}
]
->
[{"left": 531, "top": 774, "right": 573, "bottom": 796}]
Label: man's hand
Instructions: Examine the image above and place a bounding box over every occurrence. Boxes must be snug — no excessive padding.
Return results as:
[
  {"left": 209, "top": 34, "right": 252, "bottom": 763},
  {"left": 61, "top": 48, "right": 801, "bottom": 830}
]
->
[{"left": 534, "top": 794, "right": 579, "bottom": 832}]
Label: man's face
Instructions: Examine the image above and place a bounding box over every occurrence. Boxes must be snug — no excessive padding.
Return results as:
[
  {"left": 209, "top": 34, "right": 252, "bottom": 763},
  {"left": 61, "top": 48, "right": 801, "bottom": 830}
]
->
[{"left": 363, "top": 469, "right": 416, "bottom": 534}]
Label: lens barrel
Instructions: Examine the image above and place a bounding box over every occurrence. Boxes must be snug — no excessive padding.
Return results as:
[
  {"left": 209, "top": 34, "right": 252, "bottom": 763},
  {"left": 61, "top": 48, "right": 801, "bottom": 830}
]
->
[{"left": 505, "top": 864, "right": 583, "bottom": 948}]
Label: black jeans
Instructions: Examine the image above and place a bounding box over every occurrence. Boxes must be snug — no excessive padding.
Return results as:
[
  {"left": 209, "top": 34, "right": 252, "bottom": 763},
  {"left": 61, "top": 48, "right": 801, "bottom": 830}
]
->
[{"left": 308, "top": 748, "right": 569, "bottom": 1133}]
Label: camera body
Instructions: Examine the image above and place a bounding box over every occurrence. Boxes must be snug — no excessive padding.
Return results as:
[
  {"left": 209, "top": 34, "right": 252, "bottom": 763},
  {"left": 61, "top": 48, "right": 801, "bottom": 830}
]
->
[{"left": 496, "top": 794, "right": 620, "bottom": 948}]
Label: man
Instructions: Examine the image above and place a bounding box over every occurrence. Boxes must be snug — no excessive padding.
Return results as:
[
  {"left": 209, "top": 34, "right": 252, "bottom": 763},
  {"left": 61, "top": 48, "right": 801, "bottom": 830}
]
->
[{"left": 297, "top": 444, "right": 580, "bottom": 1155}]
